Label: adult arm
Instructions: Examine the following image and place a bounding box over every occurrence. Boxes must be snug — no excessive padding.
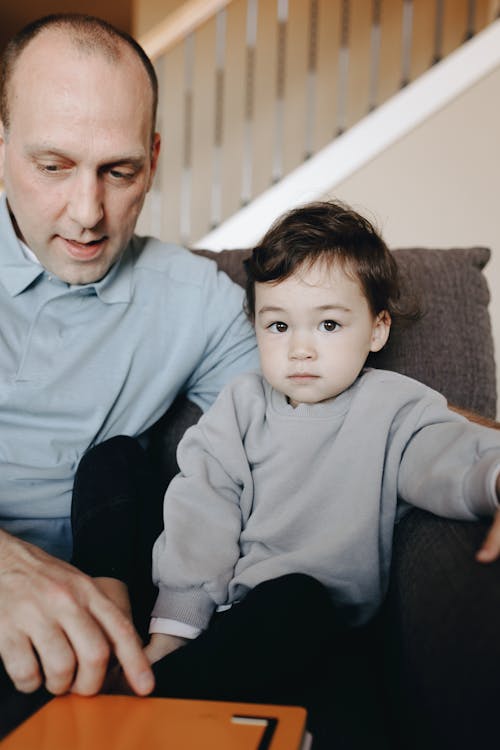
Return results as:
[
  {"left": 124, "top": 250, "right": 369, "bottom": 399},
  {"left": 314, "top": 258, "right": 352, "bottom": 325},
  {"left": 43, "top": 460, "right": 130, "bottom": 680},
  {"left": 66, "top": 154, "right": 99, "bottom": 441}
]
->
[
  {"left": 183, "top": 259, "right": 259, "bottom": 413},
  {"left": 0, "top": 530, "right": 154, "bottom": 696}
]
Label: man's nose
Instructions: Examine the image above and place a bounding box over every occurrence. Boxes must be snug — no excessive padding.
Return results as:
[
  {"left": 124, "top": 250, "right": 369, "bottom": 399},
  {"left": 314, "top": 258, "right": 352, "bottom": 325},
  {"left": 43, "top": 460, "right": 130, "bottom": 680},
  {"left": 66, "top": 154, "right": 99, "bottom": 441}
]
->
[{"left": 67, "top": 172, "right": 104, "bottom": 229}]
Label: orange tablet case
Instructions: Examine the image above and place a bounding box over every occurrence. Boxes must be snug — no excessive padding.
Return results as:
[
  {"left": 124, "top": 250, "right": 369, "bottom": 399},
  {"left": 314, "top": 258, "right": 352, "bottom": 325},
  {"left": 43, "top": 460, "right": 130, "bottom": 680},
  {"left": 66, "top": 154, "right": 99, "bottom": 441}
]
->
[{"left": 0, "top": 694, "right": 310, "bottom": 750}]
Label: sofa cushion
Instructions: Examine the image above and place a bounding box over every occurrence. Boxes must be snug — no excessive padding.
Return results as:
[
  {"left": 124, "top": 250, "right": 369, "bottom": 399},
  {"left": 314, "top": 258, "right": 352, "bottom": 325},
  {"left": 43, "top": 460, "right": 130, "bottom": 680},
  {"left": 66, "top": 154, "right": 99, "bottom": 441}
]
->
[{"left": 194, "top": 246, "right": 497, "bottom": 418}]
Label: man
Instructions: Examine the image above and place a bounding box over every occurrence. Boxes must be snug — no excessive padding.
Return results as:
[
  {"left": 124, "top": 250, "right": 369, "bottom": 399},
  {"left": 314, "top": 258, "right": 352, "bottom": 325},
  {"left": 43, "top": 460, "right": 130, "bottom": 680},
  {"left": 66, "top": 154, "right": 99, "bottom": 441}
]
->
[{"left": 0, "top": 13, "right": 258, "bottom": 709}]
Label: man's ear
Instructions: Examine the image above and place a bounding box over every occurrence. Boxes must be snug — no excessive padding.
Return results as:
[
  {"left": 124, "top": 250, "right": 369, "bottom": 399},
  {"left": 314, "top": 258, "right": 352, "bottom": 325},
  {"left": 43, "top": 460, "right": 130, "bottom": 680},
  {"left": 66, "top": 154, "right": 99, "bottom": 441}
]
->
[
  {"left": 370, "top": 310, "right": 391, "bottom": 353},
  {"left": 146, "top": 132, "right": 161, "bottom": 192}
]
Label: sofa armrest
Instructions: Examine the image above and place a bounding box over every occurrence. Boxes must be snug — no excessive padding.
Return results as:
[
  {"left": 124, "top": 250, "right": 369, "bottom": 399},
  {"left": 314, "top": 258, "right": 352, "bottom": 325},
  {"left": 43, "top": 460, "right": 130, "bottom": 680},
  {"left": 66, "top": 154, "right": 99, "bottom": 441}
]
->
[{"left": 449, "top": 403, "right": 500, "bottom": 430}]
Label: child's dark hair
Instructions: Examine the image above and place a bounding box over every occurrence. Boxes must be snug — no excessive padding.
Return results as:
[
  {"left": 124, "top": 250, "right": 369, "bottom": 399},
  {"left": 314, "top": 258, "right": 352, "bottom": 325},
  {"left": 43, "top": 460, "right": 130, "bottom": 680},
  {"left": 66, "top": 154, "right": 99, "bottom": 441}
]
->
[{"left": 245, "top": 200, "right": 416, "bottom": 323}]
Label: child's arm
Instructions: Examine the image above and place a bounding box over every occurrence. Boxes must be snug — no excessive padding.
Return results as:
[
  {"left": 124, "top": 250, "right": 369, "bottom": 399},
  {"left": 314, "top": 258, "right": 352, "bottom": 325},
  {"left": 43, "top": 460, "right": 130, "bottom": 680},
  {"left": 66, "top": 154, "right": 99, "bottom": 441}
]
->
[
  {"left": 476, "top": 472, "right": 500, "bottom": 563},
  {"left": 150, "top": 378, "right": 255, "bottom": 632},
  {"left": 143, "top": 633, "right": 188, "bottom": 664}
]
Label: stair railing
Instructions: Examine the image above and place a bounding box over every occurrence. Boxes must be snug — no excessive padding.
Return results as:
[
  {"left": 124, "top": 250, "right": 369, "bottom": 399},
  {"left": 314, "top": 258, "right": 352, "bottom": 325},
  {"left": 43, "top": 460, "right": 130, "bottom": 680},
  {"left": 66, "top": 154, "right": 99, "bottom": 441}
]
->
[{"left": 137, "top": 0, "right": 499, "bottom": 247}]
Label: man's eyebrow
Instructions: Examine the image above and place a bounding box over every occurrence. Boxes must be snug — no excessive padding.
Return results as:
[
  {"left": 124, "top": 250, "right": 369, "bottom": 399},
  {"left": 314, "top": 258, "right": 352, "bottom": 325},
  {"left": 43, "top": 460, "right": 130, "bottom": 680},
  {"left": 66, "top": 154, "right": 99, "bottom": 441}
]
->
[
  {"left": 26, "top": 145, "right": 146, "bottom": 167},
  {"left": 102, "top": 156, "right": 147, "bottom": 169}
]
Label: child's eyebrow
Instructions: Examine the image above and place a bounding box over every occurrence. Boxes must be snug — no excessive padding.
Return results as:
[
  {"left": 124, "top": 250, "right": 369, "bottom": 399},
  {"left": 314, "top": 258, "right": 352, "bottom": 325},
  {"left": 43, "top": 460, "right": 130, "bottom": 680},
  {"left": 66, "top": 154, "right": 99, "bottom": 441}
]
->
[
  {"left": 257, "top": 303, "right": 353, "bottom": 315},
  {"left": 315, "top": 304, "right": 352, "bottom": 313},
  {"left": 257, "top": 306, "right": 287, "bottom": 315}
]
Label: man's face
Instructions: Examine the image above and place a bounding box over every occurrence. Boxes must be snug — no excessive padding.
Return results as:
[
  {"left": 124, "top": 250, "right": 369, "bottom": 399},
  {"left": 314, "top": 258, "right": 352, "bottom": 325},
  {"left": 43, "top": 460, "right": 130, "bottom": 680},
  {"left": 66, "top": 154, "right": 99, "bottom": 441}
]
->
[{"left": 0, "top": 31, "right": 160, "bottom": 285}]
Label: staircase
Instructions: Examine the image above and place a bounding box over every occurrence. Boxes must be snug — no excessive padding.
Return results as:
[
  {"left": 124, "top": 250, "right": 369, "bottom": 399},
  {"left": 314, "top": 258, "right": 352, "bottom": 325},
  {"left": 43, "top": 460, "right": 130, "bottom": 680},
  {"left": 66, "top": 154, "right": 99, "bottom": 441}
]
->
[{"left": 135, "top": 0, "right": 500, "bottom": 249}]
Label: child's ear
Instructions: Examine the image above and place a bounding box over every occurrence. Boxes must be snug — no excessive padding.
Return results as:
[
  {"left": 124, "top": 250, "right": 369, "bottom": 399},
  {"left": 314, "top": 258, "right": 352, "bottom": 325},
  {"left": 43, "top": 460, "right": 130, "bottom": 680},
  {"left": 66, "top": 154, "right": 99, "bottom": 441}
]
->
[{"left": 370, "top": 310, "right": 391, "bottom": 353}]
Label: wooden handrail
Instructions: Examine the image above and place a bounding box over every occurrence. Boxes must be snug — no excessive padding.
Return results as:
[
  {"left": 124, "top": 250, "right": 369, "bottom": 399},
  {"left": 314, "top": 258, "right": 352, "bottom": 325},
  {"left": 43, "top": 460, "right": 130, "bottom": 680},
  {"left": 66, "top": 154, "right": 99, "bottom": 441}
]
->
[{"left": 139, "top": 0, "right": 234, "bottom": 61}]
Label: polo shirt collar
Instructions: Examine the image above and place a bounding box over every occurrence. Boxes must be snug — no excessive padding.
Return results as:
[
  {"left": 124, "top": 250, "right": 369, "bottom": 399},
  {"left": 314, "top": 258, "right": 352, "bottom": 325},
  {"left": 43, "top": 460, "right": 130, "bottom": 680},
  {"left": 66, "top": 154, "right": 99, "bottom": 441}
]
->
[
  {"left": 0, "top": 194, "right": 134, "bottom": 303},
  {"left": 91, "top": 244, "right": 134, "bottom": 304},
  {"left": 0, "top": 195, "right": 44, "bottom": 296}
]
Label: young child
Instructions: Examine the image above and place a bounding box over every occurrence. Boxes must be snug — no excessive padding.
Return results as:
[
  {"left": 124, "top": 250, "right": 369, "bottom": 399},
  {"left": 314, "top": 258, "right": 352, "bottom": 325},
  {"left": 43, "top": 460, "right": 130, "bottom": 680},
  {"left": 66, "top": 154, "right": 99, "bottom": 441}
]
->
[{"left": 72, "top": 200, "right": 500, "bottom": 713}]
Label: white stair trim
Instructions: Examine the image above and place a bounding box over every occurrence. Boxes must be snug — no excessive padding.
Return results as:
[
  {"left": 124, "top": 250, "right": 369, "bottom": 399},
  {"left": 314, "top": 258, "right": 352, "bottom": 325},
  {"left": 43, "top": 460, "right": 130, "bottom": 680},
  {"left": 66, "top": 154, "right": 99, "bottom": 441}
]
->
[{"left": 196, "top": 18, "right": 500, "bottom": 250}]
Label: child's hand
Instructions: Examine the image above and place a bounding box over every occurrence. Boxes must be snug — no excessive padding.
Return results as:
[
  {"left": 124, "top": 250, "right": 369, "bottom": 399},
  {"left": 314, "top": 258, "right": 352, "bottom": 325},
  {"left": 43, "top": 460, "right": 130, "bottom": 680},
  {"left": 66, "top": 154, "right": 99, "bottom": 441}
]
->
[
  {"left": 144, "top": 633, "right": 188, "bottom": 665},
  {"left": 476, "top": 482, "right": 500, "bottom": 563}
]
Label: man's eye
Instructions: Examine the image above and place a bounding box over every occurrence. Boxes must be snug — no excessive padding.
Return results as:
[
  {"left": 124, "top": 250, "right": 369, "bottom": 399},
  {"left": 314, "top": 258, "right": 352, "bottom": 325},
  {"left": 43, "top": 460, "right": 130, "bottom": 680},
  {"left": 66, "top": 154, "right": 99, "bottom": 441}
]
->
[
  {"left": 319, "top": 320, "right": 339, "bottom": 332},
  {"left": 268, "top": 321, "right": 288, "bottom": 333},
  {"left": 39, "top": 163, "right": 63, "bottom": 173},
  {"left": 109, "top": 169, "right": 134, "bottom": 181}
]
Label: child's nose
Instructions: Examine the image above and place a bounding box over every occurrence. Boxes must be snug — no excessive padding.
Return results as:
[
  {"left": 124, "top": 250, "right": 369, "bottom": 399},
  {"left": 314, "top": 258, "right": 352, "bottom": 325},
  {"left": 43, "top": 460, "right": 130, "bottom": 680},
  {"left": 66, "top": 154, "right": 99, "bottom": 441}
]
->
[{"left": 289, "top": 335, "right": 316, "bottom": 360}]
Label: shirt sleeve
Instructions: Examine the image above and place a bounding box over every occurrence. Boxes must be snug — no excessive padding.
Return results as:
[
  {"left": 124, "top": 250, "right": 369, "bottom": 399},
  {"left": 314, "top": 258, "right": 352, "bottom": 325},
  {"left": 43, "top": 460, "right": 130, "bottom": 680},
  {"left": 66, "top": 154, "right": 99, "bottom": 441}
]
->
[{"left": 183, "top": 262, "right": 259, "bottom": 413}]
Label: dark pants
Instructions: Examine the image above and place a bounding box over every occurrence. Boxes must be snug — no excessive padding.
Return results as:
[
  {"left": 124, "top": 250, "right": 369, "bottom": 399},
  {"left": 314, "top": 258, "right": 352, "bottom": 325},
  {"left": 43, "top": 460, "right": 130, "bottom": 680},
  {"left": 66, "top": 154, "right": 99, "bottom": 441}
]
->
[
  {"left": 73, "top": 436, "right": 390, "bottom": 749},
  {"left": 4, "top": 435, "right": 498, "bottom": 748}
]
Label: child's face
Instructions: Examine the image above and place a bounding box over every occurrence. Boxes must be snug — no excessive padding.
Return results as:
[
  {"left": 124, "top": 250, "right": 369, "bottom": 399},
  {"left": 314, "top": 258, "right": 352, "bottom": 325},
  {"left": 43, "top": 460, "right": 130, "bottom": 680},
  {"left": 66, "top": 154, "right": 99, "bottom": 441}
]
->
[{"left": 254, "top": 261, "right": 390, "bottom": 407}]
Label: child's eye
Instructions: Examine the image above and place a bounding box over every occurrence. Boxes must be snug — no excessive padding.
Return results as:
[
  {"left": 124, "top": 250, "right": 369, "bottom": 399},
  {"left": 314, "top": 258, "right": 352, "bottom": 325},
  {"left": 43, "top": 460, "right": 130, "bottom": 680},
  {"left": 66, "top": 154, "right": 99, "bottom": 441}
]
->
[
  {"left": 268, "top": 321, "right": 288, "bottom": 333},
  {"left": 319, "top": 320, "right": 339, "bottom": 332}
]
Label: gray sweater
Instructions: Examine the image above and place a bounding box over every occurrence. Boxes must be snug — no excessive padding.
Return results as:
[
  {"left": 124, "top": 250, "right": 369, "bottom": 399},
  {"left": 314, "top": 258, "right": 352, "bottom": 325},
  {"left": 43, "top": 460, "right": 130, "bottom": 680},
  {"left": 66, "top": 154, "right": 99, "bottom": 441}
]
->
[{"left": 152, "top": 369, "right": 500, "bottom": 628}]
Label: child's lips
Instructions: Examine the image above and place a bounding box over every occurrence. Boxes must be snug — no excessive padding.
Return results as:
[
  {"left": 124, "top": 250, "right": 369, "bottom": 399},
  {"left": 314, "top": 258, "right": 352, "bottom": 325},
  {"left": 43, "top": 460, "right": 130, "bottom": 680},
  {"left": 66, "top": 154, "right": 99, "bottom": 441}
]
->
[{"left": 288, "top": 373, "right": 319, "bottom": 380}]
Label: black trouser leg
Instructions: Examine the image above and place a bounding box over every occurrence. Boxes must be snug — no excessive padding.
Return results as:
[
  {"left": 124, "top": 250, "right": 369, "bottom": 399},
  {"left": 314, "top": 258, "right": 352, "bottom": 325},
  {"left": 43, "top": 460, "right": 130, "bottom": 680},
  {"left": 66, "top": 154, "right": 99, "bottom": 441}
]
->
[
  {"left": 0, "top": 662, "right": 52, "bottom": 740},
  {"left": 151, "top": 573, "right": 391, "bottom": 749},
  {"left": 71, "top": 435, "right": 165, "bottom": 639},
  {"left": 152, "top": 573, "right": 337, "bottom": 708}
]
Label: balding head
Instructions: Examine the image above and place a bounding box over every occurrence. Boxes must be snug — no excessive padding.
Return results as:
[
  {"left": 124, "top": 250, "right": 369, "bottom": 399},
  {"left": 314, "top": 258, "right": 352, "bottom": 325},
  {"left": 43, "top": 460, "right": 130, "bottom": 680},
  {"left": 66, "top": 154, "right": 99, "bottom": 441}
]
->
[{"left": 0, "top": 13, "right": 158, "bottom": 143}]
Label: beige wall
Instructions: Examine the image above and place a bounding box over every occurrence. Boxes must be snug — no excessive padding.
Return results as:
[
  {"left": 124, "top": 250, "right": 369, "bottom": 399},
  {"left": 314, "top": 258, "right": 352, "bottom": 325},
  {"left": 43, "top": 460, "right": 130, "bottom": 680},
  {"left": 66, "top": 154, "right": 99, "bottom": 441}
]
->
[
  {"left": 133, "top": 0, "right": 186, "bottom": 37},
  {"left": 329, "top": 65, "right": 500, "bottom": 418}
]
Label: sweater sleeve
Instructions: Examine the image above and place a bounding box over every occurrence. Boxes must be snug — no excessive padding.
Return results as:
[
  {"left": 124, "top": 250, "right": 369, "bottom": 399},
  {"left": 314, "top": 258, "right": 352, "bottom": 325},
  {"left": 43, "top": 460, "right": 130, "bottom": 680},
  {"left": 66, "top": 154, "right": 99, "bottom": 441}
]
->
[
  {"left": 397, "top": 393, "right": 500, "bottom": 519},
  {"left": 151, "top": 376, "right": 257, "bottom": 630}
]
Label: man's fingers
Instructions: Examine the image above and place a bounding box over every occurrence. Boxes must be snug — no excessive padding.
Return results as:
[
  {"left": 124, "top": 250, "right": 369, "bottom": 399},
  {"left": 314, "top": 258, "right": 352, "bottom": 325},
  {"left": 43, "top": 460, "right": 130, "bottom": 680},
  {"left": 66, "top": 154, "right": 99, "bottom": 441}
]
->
[
  {"left": 0, "top": 633, "right": 43, "bottom": 693},
  {"left": 32, "top": 626, "right": 77, "bottom": 695},
  {"left": 0, "top": 533, "right": 153, "bottom": 696},
  {"left": 476, "top": 511, "right": 500, "bottom": 563},
  {"left": 88, "top": 595, "right": 154, "bottom": 696},
  {"left": 61, "top": 609, "right": 112, "bottom": 696}
]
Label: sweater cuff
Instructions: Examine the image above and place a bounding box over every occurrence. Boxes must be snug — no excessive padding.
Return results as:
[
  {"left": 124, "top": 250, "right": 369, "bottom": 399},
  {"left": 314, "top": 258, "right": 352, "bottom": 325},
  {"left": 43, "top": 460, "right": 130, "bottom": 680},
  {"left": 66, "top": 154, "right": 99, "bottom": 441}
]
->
[
  {"left": 152, "top": 585, "right": 216, "bottom": 631},
  {"left": 149, "top": 617, "right": 201, "bottom": 639}
]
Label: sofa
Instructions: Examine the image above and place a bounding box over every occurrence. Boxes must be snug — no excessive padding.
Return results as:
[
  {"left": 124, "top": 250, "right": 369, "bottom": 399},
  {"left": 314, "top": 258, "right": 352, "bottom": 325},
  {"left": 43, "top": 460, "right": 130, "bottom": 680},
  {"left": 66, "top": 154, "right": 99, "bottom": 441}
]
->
[{"left": 148, "top": 244, "right": 500, "bottom": 750}]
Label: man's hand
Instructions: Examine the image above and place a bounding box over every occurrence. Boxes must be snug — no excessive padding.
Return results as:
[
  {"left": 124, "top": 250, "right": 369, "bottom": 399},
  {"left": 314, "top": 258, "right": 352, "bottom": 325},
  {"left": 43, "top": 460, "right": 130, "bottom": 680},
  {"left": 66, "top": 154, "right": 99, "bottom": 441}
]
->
[
  {"left": 102, "top": 633, "right": 187, "bottom": 695},
  {"left": 476, "top": 474, "right": 500, "bottom": 563},
  {"left": 0, "top": 530, "right": 154, "bottom": 697}
]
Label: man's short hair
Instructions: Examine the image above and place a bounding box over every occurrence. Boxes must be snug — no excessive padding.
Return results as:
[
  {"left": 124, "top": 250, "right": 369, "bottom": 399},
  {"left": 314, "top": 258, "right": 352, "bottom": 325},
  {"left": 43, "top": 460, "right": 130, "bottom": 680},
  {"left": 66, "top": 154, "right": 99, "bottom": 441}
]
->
[{"left": 0, "top": 13, "right": 158, "bottom": 142}]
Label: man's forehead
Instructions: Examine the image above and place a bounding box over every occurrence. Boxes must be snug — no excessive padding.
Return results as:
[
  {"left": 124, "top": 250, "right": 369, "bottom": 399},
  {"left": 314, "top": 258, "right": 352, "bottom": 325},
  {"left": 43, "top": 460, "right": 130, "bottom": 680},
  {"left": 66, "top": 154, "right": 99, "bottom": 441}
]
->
[
  {"left": 9, "top": 29, "right": 154, "bottom": 125},
  {"left": 14, "top": 28, "right": 123, "bottom": 75}
]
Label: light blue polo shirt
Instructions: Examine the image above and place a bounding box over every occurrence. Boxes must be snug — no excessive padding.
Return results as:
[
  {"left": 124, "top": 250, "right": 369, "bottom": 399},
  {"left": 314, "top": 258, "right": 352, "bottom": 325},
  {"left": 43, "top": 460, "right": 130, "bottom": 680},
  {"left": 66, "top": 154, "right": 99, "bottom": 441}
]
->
[{"left": 0, "top": 195, "right": 258, "bottom": 559}]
